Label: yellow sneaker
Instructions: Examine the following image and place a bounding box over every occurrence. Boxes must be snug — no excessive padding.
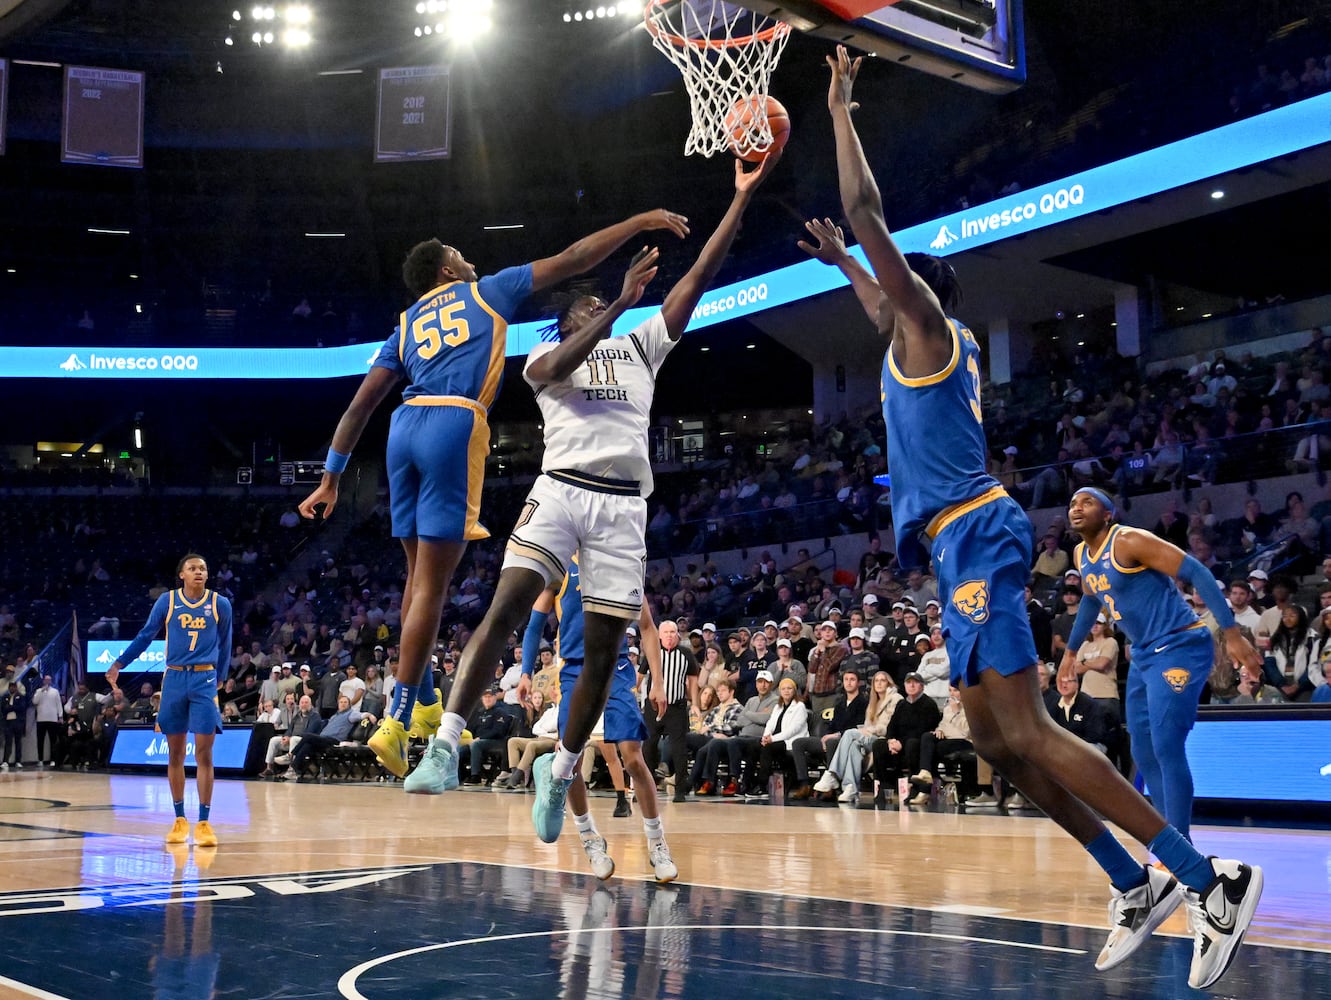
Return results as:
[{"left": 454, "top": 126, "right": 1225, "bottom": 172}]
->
[
  {"left": 194, "top": 819, "right": 218, "bottom": 847},
  {"left": 408, "top": 696, "right": 443, "bottom": 741},
  {"left": 369, "top": 717, "right": 411, "bottom": 777},
  {"left": 165, "top": 816, "right": 190, "bottom": 844}
]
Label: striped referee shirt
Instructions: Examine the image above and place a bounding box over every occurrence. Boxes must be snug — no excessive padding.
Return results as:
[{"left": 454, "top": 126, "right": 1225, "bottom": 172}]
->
[{"left": 653, "top": 645, "right": 699, "bottom": 706}]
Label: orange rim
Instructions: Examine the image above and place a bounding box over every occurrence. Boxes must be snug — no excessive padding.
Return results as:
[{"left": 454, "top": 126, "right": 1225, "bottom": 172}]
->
[{"left": 643, "top": 0, "right": 790, "bottom": 49}]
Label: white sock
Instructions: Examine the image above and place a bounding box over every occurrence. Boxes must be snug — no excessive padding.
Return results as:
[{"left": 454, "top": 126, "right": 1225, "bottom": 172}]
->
[
  {"left": 573, "top": 812, "right": 597, "bottom": 836},
  {"left": 438, "top": 712, "right": 466, "bottom": 751},
  {"left": 643, "top": 816, "right": 664, "bottom": 848},
  {"left": 551, "top": 743, "right": 582, "bottom": 781}
]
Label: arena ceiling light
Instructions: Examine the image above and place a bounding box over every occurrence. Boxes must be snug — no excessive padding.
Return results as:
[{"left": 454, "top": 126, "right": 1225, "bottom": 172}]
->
[
  {"left": 563, "top": 1, "right": 640, "bottom": 23},
  {"left": 412, "top": 0, "right": 494, "bottom": 42},
  {"left": 226, "top": 5, "right": 314, "bottom": 49}
]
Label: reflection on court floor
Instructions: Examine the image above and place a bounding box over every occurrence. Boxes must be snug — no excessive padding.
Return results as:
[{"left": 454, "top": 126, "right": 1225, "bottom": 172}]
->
[{"left": 1, "top": 859, "right": 1326, "bottom": 999}]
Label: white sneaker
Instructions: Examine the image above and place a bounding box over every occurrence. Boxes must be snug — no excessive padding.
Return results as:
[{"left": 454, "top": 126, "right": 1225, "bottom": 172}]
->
[
  {"left": 581, "top": 833, "right": 615, "bottom": 881},
  {"left": 813, "top": 771, "right": 839, "bottom": 793},
  {"left": 1004, "top": 793, "right": 1029, "bottom": 810},
  {"left": 1096, "top": 864, "right": 1181, "bottom": 970},
  {"left": 966, "top": 791, "right": 998, "bottom": 806},
  {"left": 649, "top": 842, "right": 678, "bottom": 883},
  {"left": 837, "top": 783, "right": 859, "bottom": 803},
  {"left": 0, "top": 762, "right": 7, "bottom": 771},
  {"left": 1183, "top": 858, "right": 1264, "bottom": 990}
]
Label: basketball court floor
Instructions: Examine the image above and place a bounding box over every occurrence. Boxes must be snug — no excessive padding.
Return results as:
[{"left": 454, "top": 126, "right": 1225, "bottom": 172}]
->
[{"left": 0, "top": 771, "right": 1325, "bottom": 999}]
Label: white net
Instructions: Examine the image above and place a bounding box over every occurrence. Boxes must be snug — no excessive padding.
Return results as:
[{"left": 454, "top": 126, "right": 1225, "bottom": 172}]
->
[{"left": 645, "top": 0, "right": 791, "bottom": 158}]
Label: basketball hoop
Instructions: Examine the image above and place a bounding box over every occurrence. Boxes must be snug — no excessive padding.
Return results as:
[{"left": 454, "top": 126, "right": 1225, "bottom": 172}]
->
[{"left": 645, "top": 0, "right": 791, "bottom": 158}]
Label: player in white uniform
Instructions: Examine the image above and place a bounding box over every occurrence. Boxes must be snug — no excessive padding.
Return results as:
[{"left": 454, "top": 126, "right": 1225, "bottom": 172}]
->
[{"left": 405, "top": 154, "right": 782, "bottom": 823}]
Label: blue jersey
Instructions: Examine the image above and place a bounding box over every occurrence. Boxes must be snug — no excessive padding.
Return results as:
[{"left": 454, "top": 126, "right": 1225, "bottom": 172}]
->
[
  {"left": 1075, "top": 525, "right": 1199, "bottom": 649},
  {"left": 882, "top": 319, "right": 999, "bottom": 560},
  {"left": 118, "top": 588, "right": 232, "bottom": 678},
  {"left": 372, "top": 265, "right": 533, "bottom": 410},
  {"left": 554, "top": 559, "right": 631, "bottom": 664}
]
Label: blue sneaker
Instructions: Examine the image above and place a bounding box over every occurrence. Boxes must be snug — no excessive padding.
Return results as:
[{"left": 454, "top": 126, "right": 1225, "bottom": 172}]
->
[
  {"left": 403, "top": 736, "right": 458, "bottom": 795},
  {"left": 531, "top": 753, "right": 572, "bottom": 844}
]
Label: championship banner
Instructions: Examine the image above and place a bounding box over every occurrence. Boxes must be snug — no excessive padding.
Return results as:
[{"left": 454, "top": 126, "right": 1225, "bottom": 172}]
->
[
  {"left": 375, "top": 65, "right": 451, "bottom": 162},
  {"left": 62, "top": 65, "right": 145, "bottom": 167}
]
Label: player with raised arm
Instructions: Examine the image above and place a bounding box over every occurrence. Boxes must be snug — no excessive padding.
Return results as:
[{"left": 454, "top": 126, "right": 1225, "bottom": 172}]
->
[
  {"left": 818, "top": 46, "right": 1262, "bottom": 989},
  {"left": 1062, "top": 487, "right": 1263, "bottom": 842},
  {"left": 108, "top": 553, "right": 231, "bottom": 847},
  {"left": 519, "top": 557, "right": 677, "bottom": 881},
  {"left": 297, "top": 210, "right": 689, "bottom": 782},
  {"left": 404, "top": 153, "right": 781, "bottom": 855}
]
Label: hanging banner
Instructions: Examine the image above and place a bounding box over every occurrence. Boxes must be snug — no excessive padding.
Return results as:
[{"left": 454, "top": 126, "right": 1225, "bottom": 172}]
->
[
  {"left": 62, "top": 65, "right": 145, "bottom": 167},
  {"left": 375, "top": 65, "right": 451, "bottom": 162}
]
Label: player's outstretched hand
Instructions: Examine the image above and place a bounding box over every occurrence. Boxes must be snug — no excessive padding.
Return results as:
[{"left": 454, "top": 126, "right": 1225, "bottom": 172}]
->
[
  {"left": 298, "top": 481, "right": 339, "bottom": 522},
  {"left": 735, "top": 146, "right": 782, "bottom": 194},
  {"left": 797, "top": 217, "right": 850, "bottom": 264},
  {"left": 826, "top": 44, "right": 862, "bottom": 113},
  {"left": 617, "top": 246, "right": 660, "bottom": 309},
  {"left": 1223, "top": 627, "right": 1263, "bottom": 675},
  {"left": 107, "top": 661, "right": 121, "bottom": 689},
  {"left": 636, "top": 209, "right": 690, "bottom": 239},
  {"left": 1056, "top": 651, "right": 1078, "bottom": 687}
]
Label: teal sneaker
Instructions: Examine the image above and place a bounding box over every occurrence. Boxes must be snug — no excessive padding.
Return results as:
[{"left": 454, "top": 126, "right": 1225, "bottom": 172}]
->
[
  {"left": 403, "top": 736, "right": 458, "bottom": 795},
  {"left": 531, "top": 753, "right": 572, "bottom": 844}
]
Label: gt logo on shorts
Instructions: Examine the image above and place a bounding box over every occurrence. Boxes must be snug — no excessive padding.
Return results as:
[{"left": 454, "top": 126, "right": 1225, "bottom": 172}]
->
[
  {"left": 952, "top": 580, "right": 990, "bottom": 624},
  {"left": 1162, "top": 668, "right": 1191, "bottom": 693}
]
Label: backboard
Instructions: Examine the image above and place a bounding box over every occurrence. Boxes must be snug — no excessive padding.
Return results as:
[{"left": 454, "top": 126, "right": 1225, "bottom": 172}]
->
[{"left": 736, "top": 0, "right": 1025, "bottom": 93}]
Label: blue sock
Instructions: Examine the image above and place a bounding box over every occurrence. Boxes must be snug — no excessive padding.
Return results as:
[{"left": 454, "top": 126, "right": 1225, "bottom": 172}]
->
[
  {"left": 1148, "top": 826, "right": 1214, "bottom": 892},
  {"left": 416, "top": 679, "right": 438, "bottom": 707},
  {"left": 173, "top": 800, "right": 186, "bottom": 819},
  {"left": 1087, "top": 829, "right": 1147, "bottom": 893},
  {"left": 198, "top": 803, "right": 210, "bottom": 823},
  {"left": 391, "top": 684, "right": 418, "bottom": 724}
]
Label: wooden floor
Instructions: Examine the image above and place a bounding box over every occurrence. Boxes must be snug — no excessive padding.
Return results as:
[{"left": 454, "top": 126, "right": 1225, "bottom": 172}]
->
[{"left": 0, "top": 769, "right": 1327, "bottom": 999}]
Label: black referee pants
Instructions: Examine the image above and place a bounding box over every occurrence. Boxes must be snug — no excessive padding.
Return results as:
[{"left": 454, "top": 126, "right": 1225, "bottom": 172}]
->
[{"left": 643, "top": 701, "right": 690, "bottom": 791}]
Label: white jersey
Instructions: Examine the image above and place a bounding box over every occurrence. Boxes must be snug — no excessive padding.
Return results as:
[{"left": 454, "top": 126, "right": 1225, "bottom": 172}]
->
[{"left": 523, "top": 310, "right": 676, "bottom": 497}]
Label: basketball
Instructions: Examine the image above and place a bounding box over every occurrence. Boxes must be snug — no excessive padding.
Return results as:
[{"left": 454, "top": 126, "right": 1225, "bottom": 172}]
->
[{"left": 724, "top": 95, "right": 790, "bottom": 163}]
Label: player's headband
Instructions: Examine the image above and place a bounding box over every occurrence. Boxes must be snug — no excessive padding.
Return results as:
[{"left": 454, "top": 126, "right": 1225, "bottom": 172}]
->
[{"left": 1072, "top": 487, "right": 1116, "bottom": 519}]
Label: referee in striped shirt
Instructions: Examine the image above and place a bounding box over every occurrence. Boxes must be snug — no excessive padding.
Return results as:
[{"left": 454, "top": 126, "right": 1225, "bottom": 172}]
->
[{"left": 640, "top": 620, "right": 699, "bottom": 803}]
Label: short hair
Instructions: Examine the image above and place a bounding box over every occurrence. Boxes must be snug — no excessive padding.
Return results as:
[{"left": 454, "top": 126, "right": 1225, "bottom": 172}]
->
[
  {"left": 903, "top": 252, "right": 962, "bottom": 312},
  {"left": 544, "top": 282, "right": 603, "bottom": 339},
  {"left": 176, "top": 552, "right": 206, "bottom": 576},
  {"left": 403, "top": 239, "right": 446, "bottom": 299}
]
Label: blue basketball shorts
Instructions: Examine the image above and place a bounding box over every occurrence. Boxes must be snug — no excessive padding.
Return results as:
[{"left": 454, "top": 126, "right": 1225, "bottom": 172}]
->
[
  {"left": 386, "top": 399, "right": 490, "bottom": 542},
  {"left": 1124, "top": 624, "right": 1213, "bottom": 734},
  {"left": 557, "top": 658, "right": 649, "bottom": 744},
  {"left": 930, "top": 492, "right": 1039, "bottom": 687},
  {"left": 156, "top": 667, "right": 225, "bottom": 736}
]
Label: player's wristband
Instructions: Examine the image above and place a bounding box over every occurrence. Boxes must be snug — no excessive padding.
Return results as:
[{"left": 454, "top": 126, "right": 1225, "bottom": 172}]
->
[{"left": 324, "top": 448, "right": 351, "bottom": 474}]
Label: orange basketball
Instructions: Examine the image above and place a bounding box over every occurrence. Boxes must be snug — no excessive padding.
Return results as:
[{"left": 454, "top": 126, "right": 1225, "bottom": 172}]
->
[{"left": 724, "top": 95, "right": 790, "bottom": 163}]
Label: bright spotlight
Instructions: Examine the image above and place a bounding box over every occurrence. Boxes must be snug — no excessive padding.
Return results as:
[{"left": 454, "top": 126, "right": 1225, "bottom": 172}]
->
[
  {"left": 414, "top": 25, "right": 423, "bottom": 35},
  {"left": 596, "top": 5, "right": 606, "bottom": 15},
  {"left": 574, "top": 10, "right": 582, "bottom": 19},
  {"left": 232, "top": 9, "right": 242, "bottom": 19},
  {"left": 251, "top": 6, "right": 264, "bottom": 19},
  {"left": 252, "top": 30, "right": 262, "bottom": 42},
  {"left": 225, "top": 35, "right": 234, "bottom": 44},
  {"left": 283, "top": 27, "right": 310, "bottom": 46},
  {"left": 606, "top": 5, "right": 617, "bottom": 14},
  {"left": 416, "top": 0, "right": 425, "bottom": 9},
  {"left": 435, "top": 22, "right": 444, "bottom": 31},
  {"left": 285, "top": 5, "right": 311, "bottom": 24},
  {"left": 264, "top": 6, "right": 276, "bottom": 19},
  {"left": 563, "top": 10, "right": 571, "bottom": 19},
  {"left": 427, "top": 0, "right": 438, "bottom": 10},
  {"left": 263, "top": 30, "right": 274, "bottom": 42},
  {"left": 423, "top": 24, "right": 432, "bottom": 33}
]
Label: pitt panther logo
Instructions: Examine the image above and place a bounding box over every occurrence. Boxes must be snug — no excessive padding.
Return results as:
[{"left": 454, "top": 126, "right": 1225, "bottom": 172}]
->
[
  {"left": 1162, "top": 668, "right": 1191, "bottom": 693},
  {"left": 176, "top": 613, "right": 208, "bottom": 630},
  {"left": 952, "top": 580, "right": 990, "bottom": 624}
]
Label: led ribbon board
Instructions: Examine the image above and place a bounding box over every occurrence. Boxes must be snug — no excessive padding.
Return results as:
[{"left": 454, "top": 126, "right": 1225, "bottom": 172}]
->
[{"left": 5, "top": 92, "right": 1331, "bottom": 377}]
